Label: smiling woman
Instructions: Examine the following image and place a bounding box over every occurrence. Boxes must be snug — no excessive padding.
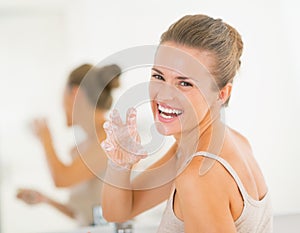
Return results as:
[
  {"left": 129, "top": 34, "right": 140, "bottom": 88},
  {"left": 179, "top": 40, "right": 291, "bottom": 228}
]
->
[
  {"left": 100, "top": 14, "right": 273, "bottom": 233},
  {"left": 2, "top": 0, "right": 300, "bottom": 232},
  {"left": 149, "top": 45, "right": 219, "bottom": 138}
]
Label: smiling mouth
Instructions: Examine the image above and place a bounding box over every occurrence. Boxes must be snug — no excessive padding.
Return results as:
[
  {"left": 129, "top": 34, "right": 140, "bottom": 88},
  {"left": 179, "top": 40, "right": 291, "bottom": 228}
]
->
[{"left": 157, "top": 103, "right": 183, "bottom": 119}]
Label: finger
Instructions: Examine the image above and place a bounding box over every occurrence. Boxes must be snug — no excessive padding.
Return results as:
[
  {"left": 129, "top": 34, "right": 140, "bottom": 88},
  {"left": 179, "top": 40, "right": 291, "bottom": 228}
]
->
[
  {"left": 134, "top": 133, "right": 141, "bottom": 144},
  {"left": 103, "top": 121, "right": 113, "bottom": 138},
  {"left": 110, "top": 110, "right": 129, "bottom": 147},
  {"left": 110, "top": 109, "right": 123, "bottom": 127},
  {"left": 101, "top": 140, "right": 115, "bottom": 152},
  {"left": 103, "top": 120, "right": 112, "bottom": 133},
  {"left": 101, "top": 132, "right": 116, "bottom": 151},
  {"left": 126, "top": 108, "right": 142, "bottom": 146},
  {"left": 126, "top": 108, "right": 138, "bottom": 139},
  {"left": 126, "top": 107, "right": 137, "bottom": 128},
  {"left": 103, "top": 121, "right": 117, "bottom": 146}
]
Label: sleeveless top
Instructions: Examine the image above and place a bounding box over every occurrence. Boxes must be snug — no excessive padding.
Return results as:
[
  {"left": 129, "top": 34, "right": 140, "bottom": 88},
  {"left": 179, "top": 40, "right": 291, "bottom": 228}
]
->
[
  {"left": 67, "top": 177, "right": 103, "bottom": 226},
  {"left": 157, "top": 151, "right": 273, "bottom": 233}
]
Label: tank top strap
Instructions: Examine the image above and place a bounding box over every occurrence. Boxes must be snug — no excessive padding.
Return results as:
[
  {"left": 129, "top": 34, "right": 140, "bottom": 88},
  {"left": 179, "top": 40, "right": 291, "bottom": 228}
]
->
[{"left": 191, "top": 151, "right": 248, "bottom": 201}]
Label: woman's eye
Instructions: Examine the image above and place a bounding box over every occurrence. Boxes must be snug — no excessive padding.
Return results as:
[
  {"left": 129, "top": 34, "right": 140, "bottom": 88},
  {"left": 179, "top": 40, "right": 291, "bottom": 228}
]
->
[
  {"left": 152, "top": 74, "right": 164, "bottom": 81},
  {"left": 179, "top": 81, "right": 192, "bottom": 87}
]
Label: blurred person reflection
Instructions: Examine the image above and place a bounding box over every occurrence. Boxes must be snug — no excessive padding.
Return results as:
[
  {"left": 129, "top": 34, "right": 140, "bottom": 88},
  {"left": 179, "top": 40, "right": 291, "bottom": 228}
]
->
[{"left": 16, "top": 63, "right": 121, "bottom": 226}]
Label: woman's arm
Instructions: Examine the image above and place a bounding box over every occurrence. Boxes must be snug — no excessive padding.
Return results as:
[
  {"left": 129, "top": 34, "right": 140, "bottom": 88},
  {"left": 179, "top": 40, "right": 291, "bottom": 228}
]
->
[
  {"left": 17, "top": 188, "right": 75, "bottom": 219},
  {"left": 32, "top": 119, "right": 107, "bottom": 187},
  {"left": 102, "top": 142, "right": 177, "bottom": 222},
  {"left": 44, "top": 197, "right": 75, "bottom": 219},
  {"left": 176, "top": 157, "right": 237, "bottom": 233},
  {"left": 41, "top": 140, "right": 106, "bottom": 187}
]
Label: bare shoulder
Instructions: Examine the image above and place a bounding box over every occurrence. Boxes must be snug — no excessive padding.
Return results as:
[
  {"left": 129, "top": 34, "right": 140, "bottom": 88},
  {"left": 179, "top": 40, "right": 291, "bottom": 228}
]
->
[
  {"left": 174, "top": 157, "right": 237, "bottom": 231},
  {"left": 175, "top": 156, "right": 233, "bottom": 199},
  {"left": 227, "top": 126, "right": 252, "bottom": 148}
]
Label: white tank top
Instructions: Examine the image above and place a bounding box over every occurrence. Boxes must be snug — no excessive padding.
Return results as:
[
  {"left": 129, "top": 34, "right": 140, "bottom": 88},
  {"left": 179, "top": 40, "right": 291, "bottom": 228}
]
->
[{"left": 157, "top": 151, "right": 273, "bottom": 233}]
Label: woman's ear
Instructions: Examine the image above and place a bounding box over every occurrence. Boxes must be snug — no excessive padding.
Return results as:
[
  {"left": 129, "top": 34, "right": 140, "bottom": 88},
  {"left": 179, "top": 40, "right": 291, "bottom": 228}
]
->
[{"left": 218, "top": 83, "right": 232, "bottom": 104}]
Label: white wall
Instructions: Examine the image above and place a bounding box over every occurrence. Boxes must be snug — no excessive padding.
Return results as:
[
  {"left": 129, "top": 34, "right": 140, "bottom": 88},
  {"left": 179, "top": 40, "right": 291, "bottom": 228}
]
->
[
  {"left": 1, "top": 0, "right": 300, "bottom": 232},
  {"left": 0, "top": 5, "right": 76, "bottom": 233}
]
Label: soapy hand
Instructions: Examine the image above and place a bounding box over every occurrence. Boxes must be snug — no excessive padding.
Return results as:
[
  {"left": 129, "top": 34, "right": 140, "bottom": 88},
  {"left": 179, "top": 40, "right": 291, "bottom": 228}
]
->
[{"left": 101, "top": 108, "right": 147, "bottom": 170}]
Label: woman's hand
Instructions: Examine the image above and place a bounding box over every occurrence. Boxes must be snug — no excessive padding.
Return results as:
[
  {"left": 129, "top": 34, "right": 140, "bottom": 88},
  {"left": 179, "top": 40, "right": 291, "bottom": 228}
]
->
[
  {"left": 101, "top": 108, "right": 147, "bottom": 170},
  {"left": 31, "top": 118, "right": 52, "bottom": 145},
  {"left": 16, "top": 188, "right": 47, "bottom": 205}
]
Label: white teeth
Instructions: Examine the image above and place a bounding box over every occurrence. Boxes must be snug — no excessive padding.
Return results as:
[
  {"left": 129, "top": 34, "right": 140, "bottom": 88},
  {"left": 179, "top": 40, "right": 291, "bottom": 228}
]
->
[
  {"left": 158, "top": 104, "right": 183, "bottom": 116},
  {"left": 160, "top": 113, "right": 173, "bottom": 119}
]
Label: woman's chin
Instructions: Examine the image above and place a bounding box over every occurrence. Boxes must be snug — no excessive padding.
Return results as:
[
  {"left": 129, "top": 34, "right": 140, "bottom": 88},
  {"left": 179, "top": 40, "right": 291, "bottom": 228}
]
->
[{"left": 154, "top": 121, "right": 178, "bottom": 136}]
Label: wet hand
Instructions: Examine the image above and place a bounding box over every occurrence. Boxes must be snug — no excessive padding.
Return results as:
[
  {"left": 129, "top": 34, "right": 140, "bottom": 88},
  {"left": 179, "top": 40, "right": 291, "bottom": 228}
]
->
[{"left": 101, "top": 108, "right": 147, "bottom": 170}]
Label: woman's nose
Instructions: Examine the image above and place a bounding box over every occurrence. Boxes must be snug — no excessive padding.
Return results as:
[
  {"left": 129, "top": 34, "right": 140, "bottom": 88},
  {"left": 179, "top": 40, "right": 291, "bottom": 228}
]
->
[{"left": 156, "top": 82, "right": 177, "bottom": 101}]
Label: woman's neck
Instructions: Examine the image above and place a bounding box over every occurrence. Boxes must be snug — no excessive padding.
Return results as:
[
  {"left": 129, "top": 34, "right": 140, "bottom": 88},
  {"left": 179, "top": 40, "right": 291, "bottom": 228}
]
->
[{"left": 174, "top": 110, "right": 226, "bottom": 159}]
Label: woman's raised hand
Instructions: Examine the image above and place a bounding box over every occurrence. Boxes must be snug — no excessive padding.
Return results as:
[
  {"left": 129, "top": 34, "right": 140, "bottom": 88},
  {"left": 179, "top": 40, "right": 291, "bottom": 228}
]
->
[
  {"left": 31, "top": 118, "right": 52, "bottom": 145},
  {"left": 101, "top": 108, "right": 147, "bottom": 170}
]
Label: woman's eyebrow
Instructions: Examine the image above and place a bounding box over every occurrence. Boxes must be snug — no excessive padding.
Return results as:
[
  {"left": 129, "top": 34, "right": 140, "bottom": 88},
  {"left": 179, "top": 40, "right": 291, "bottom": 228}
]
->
[
  {"left": 152, "top": 67, "right": 196, "bottom": 81},
  {"left": 177, "top": 76, "right": 190, "bottom": 80},
  {"left": 151, "top": 67, "right": 164, "bottom": 75}
]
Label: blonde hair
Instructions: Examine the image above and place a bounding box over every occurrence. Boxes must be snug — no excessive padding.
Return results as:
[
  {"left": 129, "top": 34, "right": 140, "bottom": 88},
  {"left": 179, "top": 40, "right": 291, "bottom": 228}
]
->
[{"left": 160, "top": 14, "right": 243, "bottom": 106}]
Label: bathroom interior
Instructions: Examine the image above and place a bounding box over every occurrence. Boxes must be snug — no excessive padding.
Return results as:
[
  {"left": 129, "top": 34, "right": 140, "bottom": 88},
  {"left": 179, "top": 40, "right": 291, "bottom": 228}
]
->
[{"left": 0, "top": 0, "right": 300, "bottom": 232}]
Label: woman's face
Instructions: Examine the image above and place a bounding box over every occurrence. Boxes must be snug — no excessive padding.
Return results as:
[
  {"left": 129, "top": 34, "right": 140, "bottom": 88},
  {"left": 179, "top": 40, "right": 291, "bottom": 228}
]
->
[{"left": 149, "top": 42, "right": 219, "bottom": 138}]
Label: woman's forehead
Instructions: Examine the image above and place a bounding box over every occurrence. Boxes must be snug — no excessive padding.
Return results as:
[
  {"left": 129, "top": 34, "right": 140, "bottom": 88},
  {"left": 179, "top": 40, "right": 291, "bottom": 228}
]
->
[{"left": 154, "top": 43, "right": 214, "bottom": 80}]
